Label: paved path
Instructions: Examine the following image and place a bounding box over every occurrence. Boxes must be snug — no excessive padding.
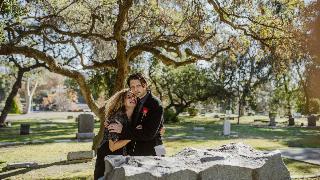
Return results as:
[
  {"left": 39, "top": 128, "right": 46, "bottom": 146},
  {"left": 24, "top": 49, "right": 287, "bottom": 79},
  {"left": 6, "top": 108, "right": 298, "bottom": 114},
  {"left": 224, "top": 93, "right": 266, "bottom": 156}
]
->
[{"left": 280, "top": 148, "right": 320, "bottom": 165}]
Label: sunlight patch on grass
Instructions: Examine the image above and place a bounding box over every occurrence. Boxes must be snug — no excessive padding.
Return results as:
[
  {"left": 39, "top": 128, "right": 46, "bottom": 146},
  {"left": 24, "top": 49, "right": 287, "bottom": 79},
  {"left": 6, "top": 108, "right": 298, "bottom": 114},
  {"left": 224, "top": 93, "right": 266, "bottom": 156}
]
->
[
  {"left": 0, "top": 142, "right": 92, "bottom": 166},
  {"left": 163, "top": 138, "right": 287, "bottom": 156},
  {"left": 284, "top": 158, "right": 320, "bottom": 177}
]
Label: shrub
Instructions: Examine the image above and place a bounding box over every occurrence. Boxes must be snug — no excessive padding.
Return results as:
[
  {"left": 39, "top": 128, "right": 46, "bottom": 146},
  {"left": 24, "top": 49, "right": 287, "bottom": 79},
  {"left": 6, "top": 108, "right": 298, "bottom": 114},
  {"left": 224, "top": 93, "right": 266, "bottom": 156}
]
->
[
  {"left": 10, "top": 96, "right": 22, "bottom": 114},
  {"left": 188, "top": 107, "right": 198, "bottom": 116},
  {"left": 163, "top": 108, "right": 179, "bottom": 123},
  {"left": 268, "top": 112, "right": 277, "bottom": 118}
]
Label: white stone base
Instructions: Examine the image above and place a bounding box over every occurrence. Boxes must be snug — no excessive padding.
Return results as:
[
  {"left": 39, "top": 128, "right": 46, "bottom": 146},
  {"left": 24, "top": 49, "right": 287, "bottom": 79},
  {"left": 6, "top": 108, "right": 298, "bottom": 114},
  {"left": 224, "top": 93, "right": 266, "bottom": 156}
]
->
[{"left": 76, "top": 132, "right": 95, "bottom": 139}]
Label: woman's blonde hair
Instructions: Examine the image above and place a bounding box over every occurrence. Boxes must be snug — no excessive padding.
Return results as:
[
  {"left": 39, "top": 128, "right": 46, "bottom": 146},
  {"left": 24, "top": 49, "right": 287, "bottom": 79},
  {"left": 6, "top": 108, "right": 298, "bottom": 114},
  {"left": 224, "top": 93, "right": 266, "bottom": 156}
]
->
[{"left": 104, "top": 88, "right": 131, "bottom": 121}]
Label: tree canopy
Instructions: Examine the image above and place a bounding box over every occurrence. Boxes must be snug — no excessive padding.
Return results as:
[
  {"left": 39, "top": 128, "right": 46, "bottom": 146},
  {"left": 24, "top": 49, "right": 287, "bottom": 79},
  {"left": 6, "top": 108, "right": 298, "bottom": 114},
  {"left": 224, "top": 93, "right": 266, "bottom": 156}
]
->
[{"left": 0, "top": 0, "right": 312, "bottom": 150}]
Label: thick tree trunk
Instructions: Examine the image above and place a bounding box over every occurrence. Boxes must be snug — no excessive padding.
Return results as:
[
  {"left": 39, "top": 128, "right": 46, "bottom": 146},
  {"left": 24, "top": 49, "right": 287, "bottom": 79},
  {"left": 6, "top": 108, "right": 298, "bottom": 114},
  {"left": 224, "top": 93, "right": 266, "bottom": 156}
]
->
[
  {"left": 174, "top": 105, "right": 187, "bottom": 118},
  {"left": 74, "top": 75, "right": 105, "bottom": 152},
  {"left": 237, "top": 96, "right": 245, "bottom": 125},
  {"left": 283, "top": 77, "right": 294, "bottom": 125},
  {"left": 148, "top": 70, "right": 163, "bottom": 102},
  {"left": 237, "top": 106, "right": 240, "bottom": 124},
  {"left": 237, "top": 83, "right": 241, "bottom": 125},
  {"left": 303, "top": 84, "right": 310, "bottom": 115},
  {"left": 92, "top": 58, "right": 129, "bottom": 151},
  {"left": 0, "top": 70, "right": 24, "bottom": 126},
  {"left": 92, "top": 112, "right": 106, "bottom": 152},
  {"left": 284, "top": 84, "right": 290, "bottom": 116},
  {"left": 114, "top": 65, "right": 129, "bottom": 92}
]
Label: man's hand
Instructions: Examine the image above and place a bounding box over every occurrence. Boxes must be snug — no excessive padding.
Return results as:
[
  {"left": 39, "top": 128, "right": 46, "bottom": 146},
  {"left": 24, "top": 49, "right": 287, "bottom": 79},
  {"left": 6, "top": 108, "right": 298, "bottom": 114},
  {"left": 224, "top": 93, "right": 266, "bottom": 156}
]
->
[
  {"left": 160, "top": 126, "right": 166, "bottom": 136},
  {"left": 108, "top": 120, "right": 123, "bottom": 133}
]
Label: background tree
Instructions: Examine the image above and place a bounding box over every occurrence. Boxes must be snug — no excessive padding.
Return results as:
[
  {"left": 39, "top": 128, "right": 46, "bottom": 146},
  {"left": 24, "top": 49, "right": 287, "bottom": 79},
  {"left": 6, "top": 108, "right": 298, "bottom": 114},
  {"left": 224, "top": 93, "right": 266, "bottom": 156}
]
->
[
  {"left": 149, "top": 59, "right": 231, "bottom": 122},
  {"left": 225, "top": 43, "right": 273, "bottom": 124},
  {"left": 21, "top": 69, "right": 47, "bottom": 113},
  {"left": 0, "top": 57, "right": 46, "bottom": 126},
  {"left": 0, "top": 68, "right": 11, "bottom": 105}
]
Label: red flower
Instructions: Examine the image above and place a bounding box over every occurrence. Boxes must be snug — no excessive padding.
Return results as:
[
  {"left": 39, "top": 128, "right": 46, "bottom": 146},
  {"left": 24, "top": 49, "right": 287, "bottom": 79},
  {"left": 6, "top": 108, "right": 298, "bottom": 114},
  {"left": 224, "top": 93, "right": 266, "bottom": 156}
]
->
[{"left": 142, "top": 107, "right": 148, "bottom": 116}]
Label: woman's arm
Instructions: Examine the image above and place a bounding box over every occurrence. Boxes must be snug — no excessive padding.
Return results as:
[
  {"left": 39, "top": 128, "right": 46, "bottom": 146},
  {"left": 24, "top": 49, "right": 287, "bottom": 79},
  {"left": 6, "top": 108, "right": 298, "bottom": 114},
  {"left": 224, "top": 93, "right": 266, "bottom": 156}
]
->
[{"left": 108, "top": 140, "right": 131, "bottom": 152}]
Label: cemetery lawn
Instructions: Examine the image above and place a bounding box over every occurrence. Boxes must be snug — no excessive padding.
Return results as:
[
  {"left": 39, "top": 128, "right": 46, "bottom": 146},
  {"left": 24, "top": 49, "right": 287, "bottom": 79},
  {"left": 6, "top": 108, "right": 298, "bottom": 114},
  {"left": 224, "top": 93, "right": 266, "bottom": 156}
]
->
[
  {"left": 164, "top": 116, "right": 320, "bottom": 154},
  {"left": 0, "top": 113, "right": 319, "bottom": 179}
]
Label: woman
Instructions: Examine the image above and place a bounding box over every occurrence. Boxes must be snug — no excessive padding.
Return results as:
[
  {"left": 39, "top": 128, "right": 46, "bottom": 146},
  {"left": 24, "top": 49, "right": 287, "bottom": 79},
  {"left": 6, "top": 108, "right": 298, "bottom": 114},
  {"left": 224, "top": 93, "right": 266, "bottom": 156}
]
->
[{"left": 94, "top": 89, "right": 136, "bottom": 180}]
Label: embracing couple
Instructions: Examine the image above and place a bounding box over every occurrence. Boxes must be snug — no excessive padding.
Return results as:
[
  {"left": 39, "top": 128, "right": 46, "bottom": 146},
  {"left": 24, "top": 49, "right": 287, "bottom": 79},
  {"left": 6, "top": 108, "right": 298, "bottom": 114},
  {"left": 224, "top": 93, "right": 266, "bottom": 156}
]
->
[{"left": 94, "top": 73, "right": 165, "bottom": 180}]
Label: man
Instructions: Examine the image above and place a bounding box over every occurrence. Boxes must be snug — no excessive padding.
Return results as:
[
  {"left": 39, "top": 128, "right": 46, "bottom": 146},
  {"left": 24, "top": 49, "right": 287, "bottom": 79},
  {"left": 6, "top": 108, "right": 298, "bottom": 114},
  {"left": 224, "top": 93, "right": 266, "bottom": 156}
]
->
[{"left": 108, "top": 73, "right": 164, "bottom": 156}]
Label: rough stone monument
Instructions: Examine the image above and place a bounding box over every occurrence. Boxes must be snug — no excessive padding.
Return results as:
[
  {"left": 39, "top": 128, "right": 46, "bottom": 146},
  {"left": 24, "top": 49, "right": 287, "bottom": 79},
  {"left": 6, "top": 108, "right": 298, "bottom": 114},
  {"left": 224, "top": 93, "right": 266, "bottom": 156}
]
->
[
  {"left": 76, "top": 113, "right": 95, "bottom": 140},
  {"left": 103, "top": 143, "right": 290, "bottom": 180}
]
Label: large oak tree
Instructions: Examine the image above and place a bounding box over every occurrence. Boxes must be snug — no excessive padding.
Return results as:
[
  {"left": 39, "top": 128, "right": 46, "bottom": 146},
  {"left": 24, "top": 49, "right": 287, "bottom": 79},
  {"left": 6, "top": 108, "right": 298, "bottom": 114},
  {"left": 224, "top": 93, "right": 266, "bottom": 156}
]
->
[{"left": 0, "top": 0, "right": 303, "bottom": 150}]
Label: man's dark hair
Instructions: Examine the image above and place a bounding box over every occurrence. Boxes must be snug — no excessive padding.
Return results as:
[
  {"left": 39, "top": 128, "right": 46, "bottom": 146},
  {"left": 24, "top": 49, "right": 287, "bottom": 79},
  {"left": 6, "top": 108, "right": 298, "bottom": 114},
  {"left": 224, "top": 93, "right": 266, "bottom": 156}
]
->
[{"left": 127, "top": 73, "right": 148, "bottom": 87}]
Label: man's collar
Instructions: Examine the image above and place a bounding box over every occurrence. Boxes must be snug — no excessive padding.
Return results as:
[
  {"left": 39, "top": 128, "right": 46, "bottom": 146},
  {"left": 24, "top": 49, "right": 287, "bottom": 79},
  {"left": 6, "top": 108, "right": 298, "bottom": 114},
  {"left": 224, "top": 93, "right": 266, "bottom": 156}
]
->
[{"left": 138, "top": 90, "right": 150, "bottom": 104}]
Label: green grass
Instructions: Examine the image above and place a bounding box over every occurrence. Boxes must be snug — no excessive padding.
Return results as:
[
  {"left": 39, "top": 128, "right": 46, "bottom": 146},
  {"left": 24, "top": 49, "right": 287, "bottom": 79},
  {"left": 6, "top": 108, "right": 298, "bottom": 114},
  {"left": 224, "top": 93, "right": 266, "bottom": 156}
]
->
[
  {"left": 163, "top": 116, "right": 320, "bottom": 155},
  {"left": 1, "top": 143, "right": 319, "bottom": 179},
  {"left": 0, "top": 118, "right": 101, "bottom": 143},
  {"left": 2, "top": 115, "right": 319, "bottom": 149},
  {"left": 283, "top": 158, "right": 320, "bottom": 177},
  {"left": 0, "top": 142, "right": 94, "bottom": 179},
  {"left": 0, "top": 114, "right": 319, "bottom": 179}
]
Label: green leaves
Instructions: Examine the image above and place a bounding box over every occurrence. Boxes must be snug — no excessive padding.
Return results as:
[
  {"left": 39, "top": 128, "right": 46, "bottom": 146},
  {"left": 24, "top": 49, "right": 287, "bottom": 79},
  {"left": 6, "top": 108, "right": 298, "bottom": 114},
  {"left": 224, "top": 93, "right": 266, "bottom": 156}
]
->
[
  {"left": 1, "top": 0, "right": 25, "bottom": 17},
  {"left": 151, "top": 60, "right": 228, "bottom": 108}
]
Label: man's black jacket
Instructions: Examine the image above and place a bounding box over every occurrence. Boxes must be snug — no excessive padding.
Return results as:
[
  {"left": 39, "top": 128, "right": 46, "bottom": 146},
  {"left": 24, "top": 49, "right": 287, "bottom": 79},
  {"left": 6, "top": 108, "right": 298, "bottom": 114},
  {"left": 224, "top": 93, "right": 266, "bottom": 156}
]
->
[{"left": 121, "top": 92, "right": 163, "bottom": 156}]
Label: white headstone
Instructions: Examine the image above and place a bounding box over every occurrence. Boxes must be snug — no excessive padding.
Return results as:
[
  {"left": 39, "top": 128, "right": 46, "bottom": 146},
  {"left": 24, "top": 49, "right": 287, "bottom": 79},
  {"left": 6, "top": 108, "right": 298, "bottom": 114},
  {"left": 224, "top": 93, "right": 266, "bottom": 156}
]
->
[
  {"left": 223, "top": 120, "right": 231, "bottom": 135},
  {"left": 223, "top": 110, "right": 231, "bottom": 135},
  {"left": 226, "top": 110, "right": 232, "bottom": 116}
]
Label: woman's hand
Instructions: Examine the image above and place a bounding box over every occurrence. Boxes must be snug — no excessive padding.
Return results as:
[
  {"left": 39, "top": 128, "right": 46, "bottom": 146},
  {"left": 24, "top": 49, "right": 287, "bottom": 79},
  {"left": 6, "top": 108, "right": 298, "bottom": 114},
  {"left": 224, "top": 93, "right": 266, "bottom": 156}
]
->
[
  {"left": 160, "top": 126, "right": 166, "bottom": 136},
  {"left": 104, "top": 121, "right": 109, "bottom": 128},
  {"left": 108, "top": 120, "right": 123, "bottom": 133}
]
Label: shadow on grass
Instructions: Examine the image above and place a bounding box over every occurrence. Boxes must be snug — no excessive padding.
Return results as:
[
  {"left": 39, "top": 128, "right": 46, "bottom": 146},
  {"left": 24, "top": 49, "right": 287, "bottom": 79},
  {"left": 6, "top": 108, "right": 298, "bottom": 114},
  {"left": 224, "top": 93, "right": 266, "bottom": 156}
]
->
[
  {"left": 164, "top": 119, "right": 320, "bottom": 148},
  {"left": 0, "top": 159, "right": 92, "bottom": 179},
  {"left": 0, "top": 120, "right": 100, "bottom": 143},
  {"left": 1, "top": 116, "right": 319, "bottom": 148}
]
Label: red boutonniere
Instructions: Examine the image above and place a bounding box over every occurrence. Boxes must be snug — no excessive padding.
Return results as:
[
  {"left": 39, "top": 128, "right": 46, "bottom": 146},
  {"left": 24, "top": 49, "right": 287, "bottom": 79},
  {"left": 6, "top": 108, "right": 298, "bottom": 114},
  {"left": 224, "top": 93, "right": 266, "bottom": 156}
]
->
[{"left": 142, "top": 107, "right": 149, "bottom": 117}]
